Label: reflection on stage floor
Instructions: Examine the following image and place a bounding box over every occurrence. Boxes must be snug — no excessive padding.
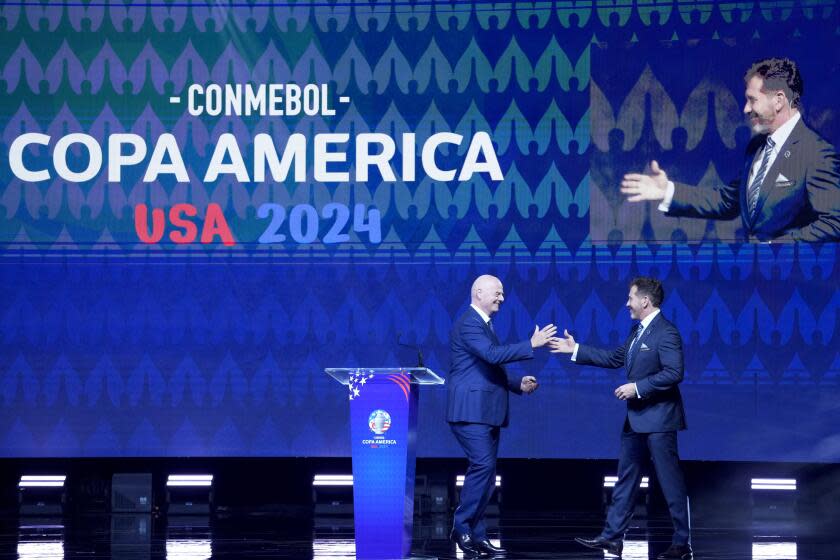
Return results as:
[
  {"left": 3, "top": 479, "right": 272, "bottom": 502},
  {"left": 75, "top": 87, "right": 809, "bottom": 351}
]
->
[{"left": 0, "top": 511, "right": 833, "bottom": 559}]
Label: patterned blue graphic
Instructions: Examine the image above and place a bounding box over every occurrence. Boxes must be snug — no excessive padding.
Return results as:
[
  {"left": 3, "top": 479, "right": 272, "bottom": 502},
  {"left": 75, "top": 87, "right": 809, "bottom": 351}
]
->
[{"left": 0, "top": 2, "right": 838, "bottom": 462}]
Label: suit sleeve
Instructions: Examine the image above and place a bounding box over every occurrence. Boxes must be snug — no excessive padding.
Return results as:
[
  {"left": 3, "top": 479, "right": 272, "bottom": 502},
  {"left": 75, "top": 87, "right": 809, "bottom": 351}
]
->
[
  {"left": 574, "top": 344, "right": 626, "bottom": 369},
  {"left": 460, "top": 319, "right": 534, "bottom": 367},
  {"left": 790, "top": 144, "right": 840, "bottom": 241},
  {"left": 507, "top": 376, "right": 523, "bottom": 395},
  {"left": 634, "top": 327, "right": 684, "bottom": 397},
  {"left": 666, "top": 177, "right": 741, "bottom": 220}
]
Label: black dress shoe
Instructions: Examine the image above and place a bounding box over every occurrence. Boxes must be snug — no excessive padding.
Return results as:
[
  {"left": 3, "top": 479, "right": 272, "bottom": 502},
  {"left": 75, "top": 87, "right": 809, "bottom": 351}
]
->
[
  {"left": 450, "top": 531, "right": 487, "bottom": 557},
  {"left": 657, "top": 544, "right": 693, "bottom": 559},
  {"left": 475, "top": 539, "right": 507, "bottom": 556},
  {"left": 575, "top": 536, "right": 623, "bottom": 556}
]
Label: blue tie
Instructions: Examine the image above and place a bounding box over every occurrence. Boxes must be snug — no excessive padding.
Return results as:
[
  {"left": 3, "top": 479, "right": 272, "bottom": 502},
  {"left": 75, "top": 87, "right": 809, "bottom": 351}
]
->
[
  {"left": 747, "top": 136, "right": 775, "bottom": 219},
  {"left": 626, "top": 323, "right": 644, "bottom": 369},
  {"left": 487, "top": 319, "right": 499, "bottom": 344}
]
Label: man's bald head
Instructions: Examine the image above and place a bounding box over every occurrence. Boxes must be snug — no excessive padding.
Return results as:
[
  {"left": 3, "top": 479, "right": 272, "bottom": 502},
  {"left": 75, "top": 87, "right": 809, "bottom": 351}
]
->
[{"left": 471, "top": 275, "right": 505, "bottom": 317}]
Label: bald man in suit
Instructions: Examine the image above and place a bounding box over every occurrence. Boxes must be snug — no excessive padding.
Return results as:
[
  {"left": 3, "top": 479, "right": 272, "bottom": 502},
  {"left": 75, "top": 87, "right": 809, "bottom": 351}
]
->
[{"left": 447, "top": 274, "right": 556, "bottom": 558}]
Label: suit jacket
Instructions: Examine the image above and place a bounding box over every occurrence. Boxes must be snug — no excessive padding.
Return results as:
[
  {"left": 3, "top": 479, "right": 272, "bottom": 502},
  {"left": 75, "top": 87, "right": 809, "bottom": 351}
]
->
[
  {"left": 446, "top": 307, "right": 534, "bottom": 427},
  {"left": 667, "top": 119, "right": 840, "bottom": 241},
  {"left": 575, "top": 313, "right": 687, "bottom": 433}
]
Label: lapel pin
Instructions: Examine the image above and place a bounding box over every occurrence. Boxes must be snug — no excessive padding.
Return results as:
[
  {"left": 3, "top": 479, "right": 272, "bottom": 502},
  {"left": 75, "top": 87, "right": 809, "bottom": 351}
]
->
[{"left": 784, "top": 150, "right": 791, "bottom": 158}]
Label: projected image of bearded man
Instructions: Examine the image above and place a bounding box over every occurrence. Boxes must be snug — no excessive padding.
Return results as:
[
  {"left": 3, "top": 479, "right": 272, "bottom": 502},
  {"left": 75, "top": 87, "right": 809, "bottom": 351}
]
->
[{"left": 620, "top": 57, "right": 840, "bottom": 242}]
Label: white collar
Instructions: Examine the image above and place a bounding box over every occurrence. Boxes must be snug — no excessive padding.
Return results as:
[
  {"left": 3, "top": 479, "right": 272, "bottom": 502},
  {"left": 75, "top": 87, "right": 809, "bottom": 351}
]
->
[
  {"left": 768, "top": 111, "right": 800, "bottom": 150},
  {"left": 470, "top": 304, "right": 492, "bottom": 324},
  {"left": 638, "top": 308, "right": 661, "bottom": 331}
]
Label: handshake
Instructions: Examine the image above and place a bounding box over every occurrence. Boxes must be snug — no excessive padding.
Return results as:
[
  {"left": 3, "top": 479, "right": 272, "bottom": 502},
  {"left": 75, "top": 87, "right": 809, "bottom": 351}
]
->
[
  {"left": 526, "top": 325, "right": 637, "bottom": 401},
  {"left": 529, "top": 324, "right": 577, "bottom": 354},
  {"left": 519, "top": 325, "right": 579, "bottom": 395}
]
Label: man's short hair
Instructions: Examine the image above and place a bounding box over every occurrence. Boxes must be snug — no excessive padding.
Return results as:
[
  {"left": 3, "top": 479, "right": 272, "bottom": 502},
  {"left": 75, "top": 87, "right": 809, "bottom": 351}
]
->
[
  {"left": 630, "top": 277, "right": 664, "bottom": 307},
  {"left": 744, "top": 57, "right": 803, "bottom": 108}
]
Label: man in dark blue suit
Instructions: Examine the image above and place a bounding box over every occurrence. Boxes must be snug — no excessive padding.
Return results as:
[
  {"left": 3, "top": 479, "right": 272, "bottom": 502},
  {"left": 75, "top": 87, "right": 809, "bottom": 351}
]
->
[
  {"left": 447, "top": 274, "right": 556, "bottom": 557},
  {"left": 621, "top": 57, "right": 840, "bottom": 241},
  {"left": 551, "top": 277, "right": 692, "bottom": 560}
]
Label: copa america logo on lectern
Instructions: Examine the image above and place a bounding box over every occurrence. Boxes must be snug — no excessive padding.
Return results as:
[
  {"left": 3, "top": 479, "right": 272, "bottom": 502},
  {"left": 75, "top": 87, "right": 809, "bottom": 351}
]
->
[
  {"left": 368, "top": 409, "right": 392, "bottom": 435},
  {"left": 362, "top": 410, "right": 397, "bottom": 447}
]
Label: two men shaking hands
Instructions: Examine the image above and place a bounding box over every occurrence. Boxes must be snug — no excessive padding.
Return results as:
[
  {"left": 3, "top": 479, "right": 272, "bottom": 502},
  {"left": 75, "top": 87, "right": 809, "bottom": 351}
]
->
[{"left": 447, "top": 274, "right": 692, "bottom": 560}]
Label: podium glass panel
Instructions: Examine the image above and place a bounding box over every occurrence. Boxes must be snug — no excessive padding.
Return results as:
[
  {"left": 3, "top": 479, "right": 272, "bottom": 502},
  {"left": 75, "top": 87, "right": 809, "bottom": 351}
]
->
[{"left": 325, "top": 367, "right": 445, "bottom": 386}]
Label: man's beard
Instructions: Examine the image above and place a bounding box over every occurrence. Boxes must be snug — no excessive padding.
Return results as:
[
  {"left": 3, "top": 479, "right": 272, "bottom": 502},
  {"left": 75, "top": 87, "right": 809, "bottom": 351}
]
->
[{"left": 748, "top": 113, "right": 773, "bottom": 134}]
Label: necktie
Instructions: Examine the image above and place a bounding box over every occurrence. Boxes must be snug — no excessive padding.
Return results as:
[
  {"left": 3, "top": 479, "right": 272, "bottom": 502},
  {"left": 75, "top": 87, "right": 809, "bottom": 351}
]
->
[
  {"left": 747, "top": 136, "right": 775, "bottom": 219},
  {"left": 626, "top": 323, "right": 644, "bottom": 369},
  {"left": 487, "top": 319, "right": 500, "bottom": 345}
]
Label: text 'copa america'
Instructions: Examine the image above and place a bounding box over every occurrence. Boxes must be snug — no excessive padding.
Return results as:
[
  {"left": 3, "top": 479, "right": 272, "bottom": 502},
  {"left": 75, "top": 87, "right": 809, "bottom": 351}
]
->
[{"left": 9, "top": 83, "right": 503, "bottom": 185}]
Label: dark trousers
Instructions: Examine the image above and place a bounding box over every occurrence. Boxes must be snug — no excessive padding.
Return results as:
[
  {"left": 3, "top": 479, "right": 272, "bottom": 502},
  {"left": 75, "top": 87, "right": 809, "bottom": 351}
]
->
[
  {"left": 450, "top": 422, "right": 500, "bottom": 541},
  {"left": 602, "top": 422, "right": 691, "bottom": 546}
]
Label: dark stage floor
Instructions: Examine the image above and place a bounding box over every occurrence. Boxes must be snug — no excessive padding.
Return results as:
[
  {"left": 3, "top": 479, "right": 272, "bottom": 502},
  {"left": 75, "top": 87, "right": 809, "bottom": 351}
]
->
[{"left": 0, "top": 510, "right": 834, "bottom": 559}]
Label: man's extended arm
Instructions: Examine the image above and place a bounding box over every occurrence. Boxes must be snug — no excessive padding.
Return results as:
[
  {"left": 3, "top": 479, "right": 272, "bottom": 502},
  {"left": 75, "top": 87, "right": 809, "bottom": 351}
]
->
[
  {"left": 621, "top": 160, "right": 742, "bottom": 220},
  {"left": 665, "top": 178, "right": 741, "bottom": 220},
  {"left": 574, "top": 343, "right": 627, "bottom": 370},
  {"left": 461, "top": 319, "right": 533, "bottom": 366}
]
